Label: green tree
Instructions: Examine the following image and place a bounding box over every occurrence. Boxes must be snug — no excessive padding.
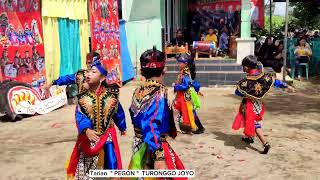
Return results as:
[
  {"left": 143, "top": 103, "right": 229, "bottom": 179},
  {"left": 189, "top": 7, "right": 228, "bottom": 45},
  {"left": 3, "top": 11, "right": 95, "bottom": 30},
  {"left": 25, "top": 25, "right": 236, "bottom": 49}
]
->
[
  {"left": 256, "top": 15, "right": 285, "bottom": 38},
  {"left": 290, "top": 2, "right": 320, "bottom": 30},
  {"left": 265, "top": 16, "right": 285, "bottom": 32}
]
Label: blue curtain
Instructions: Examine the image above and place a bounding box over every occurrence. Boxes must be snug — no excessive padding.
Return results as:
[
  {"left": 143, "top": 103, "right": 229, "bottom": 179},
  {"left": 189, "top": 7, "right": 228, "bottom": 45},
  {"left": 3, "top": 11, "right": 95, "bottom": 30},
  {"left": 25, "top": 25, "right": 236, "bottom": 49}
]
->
[
  {"left": 58, "top": 18, "right": 82, "bottom": 76},
  {"left": 119, "top": 20, "right": 135, "bottom": 83}
]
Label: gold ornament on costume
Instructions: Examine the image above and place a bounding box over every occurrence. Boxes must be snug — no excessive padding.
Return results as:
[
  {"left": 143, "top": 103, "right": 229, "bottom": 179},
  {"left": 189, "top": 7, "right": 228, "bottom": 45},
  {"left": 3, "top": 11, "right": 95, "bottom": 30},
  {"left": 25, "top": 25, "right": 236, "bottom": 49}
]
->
[
  {"left": 241, "top": 81, "right": 247, "bottom": 87},
  {"left": 254, "top": 83, "right": 262, "bottom": 94}
]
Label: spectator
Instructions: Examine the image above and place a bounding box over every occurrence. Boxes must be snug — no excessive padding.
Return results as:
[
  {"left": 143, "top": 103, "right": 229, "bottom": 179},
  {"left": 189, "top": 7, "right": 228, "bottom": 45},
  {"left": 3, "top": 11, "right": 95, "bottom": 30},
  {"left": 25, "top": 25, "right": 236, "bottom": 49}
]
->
[
  {"left": 257, "top": 36, "right": 275, "bottom": 65},
  {"left": 204, "top": 27, "right": 218, "bottom": 47},
  {"left": 232, "top": 11, "right": 241, "bottom": 36},
  {"left": 294, "top": 36, "right": 312, "bottom": 79},
  {"left": 219, "top": 26, "right": 229, "bottom": 54},
  {"left": 272, "top": 41, "right": 284, "bottom": 73},
  {"left": 257, "top": 37, "right": 284, "bottom": 73},
  {"left": 171, "top": 29, "right": 186, "bottom": 47},
  {"left": 313, "top": 31, "right": 319, "bottom": 39},
  {"left": 189, "top": 18, "right": 201, "bottom": 43},
  {"left": 217, "top": 18, "right": 225, "bottom": 34}
]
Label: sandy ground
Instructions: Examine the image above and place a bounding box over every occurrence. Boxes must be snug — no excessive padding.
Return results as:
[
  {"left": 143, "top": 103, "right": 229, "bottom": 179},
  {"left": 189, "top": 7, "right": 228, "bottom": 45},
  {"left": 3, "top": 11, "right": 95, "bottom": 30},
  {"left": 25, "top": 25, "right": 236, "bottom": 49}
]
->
[{"left": 0, "top": 79, "right": 320, "bottom": 180}]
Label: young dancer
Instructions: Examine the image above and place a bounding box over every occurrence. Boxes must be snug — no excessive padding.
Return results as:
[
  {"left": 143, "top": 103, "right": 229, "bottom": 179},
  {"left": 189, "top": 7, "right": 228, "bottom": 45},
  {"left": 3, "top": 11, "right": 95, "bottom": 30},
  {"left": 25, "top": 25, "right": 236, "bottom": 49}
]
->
[
  {"left": 49, "top": 53, "right": 126, "bottom": 179},
  {"left": 128, "top": 47, "right": 185, "bottom": 176},
  {"left": 232, "top": 55, "right": 287, "bottom": 154},
  {"left": 173, "top": 53, "right": 204, "bottom": 134}
]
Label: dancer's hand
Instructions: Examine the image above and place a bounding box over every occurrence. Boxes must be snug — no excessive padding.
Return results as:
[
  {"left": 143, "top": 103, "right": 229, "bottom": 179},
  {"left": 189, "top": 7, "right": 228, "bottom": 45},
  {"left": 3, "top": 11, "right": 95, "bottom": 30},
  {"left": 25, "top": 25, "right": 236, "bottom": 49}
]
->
[
  {"left": 82, "top": 82, "right": 90, "bottom": 90},
  {"left": 120, "top": 131, "right": 127, "bottom": 136},
  {"left": 168, "top": 100, "right": 172, "bottom": 108},
  {"left": 85, "top": 129, "right": 100, "bottom": 142},
  {"left": 110, "top": 98, "right": 118, "bottom": 108},
  {"left": 198, "top": 91, "right": 204, "bottom": 96},
  {"left": 154, "top": 160, "right": 167, "bottom": 170},
  {"left": 287, "top": 86, "right": 295, "bottom": 93},
  {"left": 43, "top": 82, "right": 53, "bottom": 91}
]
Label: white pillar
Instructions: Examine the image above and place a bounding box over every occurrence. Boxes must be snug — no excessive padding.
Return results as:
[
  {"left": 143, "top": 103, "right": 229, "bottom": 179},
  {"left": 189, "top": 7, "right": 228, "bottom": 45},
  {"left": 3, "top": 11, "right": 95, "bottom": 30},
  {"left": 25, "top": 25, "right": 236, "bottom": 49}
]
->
[
  {"left": 236, "top": 0, "right": 255, "bottom": 64},
  {"left": 236, "top": 37, "right": 256, "bottom": 64}
]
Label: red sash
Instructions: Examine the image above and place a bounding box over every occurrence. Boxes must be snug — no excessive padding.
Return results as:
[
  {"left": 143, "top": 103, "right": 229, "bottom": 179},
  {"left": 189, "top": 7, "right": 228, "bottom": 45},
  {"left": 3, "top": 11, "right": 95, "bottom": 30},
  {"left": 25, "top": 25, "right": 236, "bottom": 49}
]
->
[
  {"left": 66, "top": 127, "right": 122, "bottom": 177},
  {"left": 162, "top": 142, "right": 187, "bottom": 180},
  {"left": 174, "top": 92, "right": 191, "bottom": 126},
  {"left": 232, "top": 99, "right": 265, "bottom": 137}
]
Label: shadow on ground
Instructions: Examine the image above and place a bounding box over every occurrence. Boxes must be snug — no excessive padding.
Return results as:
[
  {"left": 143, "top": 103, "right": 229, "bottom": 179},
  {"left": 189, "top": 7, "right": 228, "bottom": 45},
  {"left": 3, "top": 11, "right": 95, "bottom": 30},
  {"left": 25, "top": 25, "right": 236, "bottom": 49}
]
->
[
  {"left": 0, "top": 115, "right": 16, "bottom": 123},
  {"left": 265, "top": 93, "right": 320, "bottom": 116},
  {"left": 211, "top": 131, "right": 260, "bottom": 153},
  {"left": 0, "top": 114, "right": 29, "bottom": 123},
  {"left": 285, "top": 122, "right": 320, "bottom": 132}
]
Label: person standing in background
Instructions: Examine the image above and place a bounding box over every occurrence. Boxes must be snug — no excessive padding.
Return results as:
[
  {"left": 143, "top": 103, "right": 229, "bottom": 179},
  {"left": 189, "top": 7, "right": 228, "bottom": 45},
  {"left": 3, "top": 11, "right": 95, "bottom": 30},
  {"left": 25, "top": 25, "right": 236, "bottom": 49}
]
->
[
  {"left": 171, "top": 29, "right": 186, "bottom": 47},
  {"left": 219, "top": 26, "right": 230, "bottom": 54}
]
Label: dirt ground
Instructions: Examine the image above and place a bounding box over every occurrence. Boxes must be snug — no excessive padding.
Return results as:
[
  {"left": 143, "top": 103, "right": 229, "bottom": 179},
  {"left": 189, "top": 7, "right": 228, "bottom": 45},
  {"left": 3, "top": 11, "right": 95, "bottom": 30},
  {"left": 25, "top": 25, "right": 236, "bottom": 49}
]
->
[{"left": 0, "top": 78, "right": 319, "bottom": 180}]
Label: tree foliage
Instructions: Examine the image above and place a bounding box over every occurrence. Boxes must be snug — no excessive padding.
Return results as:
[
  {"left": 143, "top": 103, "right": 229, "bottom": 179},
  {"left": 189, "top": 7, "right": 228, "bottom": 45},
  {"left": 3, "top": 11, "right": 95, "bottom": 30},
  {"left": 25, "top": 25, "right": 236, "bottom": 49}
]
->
[
  {"left": 265, "top": 16, "right": 285, "bottom": 32},
  {"left": 290, "top": 2, "right": 320, "bottom": 30},
  {"left": 257, "top": 1, "right": 320, "bottom": 38},
  {"left": 256, "top": 16, "right": 285, "bottom": 38}
]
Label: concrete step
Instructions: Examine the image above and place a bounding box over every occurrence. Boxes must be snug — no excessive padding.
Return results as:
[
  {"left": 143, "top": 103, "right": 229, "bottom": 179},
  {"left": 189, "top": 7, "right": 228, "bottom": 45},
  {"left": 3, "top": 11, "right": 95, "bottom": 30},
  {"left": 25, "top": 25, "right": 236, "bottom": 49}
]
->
[
  {"left": 164, "top": 70, "right": 245, "bottom": 87},
  {"left": 166, "top": 63, "right": 242, "bottom": 71},
  {"left": 166, "top": 59, "right": 237, "bottom": 64},
  {"left": 209, "top": 80, "right": 238, "bottom": 86},
  {"left": 165, "top": 70, "right": 245, "bottom": 74}
]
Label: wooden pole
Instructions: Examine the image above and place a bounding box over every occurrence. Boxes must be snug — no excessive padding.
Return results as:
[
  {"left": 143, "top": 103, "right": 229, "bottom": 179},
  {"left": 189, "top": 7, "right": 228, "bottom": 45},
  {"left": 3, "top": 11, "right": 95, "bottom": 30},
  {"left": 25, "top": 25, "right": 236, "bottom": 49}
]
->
[
  {"left": 270, "top": 0, "right": 272, "bottom": 35},
  {"left": 283, "top": 0, "right": 289, "bottom": 81}
]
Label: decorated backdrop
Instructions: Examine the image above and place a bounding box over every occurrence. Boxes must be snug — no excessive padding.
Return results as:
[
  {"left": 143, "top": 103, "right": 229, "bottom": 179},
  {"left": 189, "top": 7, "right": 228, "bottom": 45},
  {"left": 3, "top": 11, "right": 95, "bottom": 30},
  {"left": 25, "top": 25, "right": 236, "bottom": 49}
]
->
[
  {"left": 90, "top": 0, "right": 122, "bottom": 85},
  {"left": 0, "top": 0, "right": 46, "bottom": 92}
]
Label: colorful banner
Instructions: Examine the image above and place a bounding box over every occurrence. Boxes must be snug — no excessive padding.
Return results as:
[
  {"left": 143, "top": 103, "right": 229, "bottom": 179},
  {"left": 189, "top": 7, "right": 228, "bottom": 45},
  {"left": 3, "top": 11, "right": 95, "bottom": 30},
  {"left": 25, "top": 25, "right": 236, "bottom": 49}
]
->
[
  {"left": 188, "top": 0, "right": 264, "bottom": 35},
  {"left": 89, "top": 0, "right": 122, "bottom": 85},
  {"left": 0, "top": 0, "right": 46, "bottom": 96},
  {"left": 250, "top": 0, "right": 264, "bottom": 29}
]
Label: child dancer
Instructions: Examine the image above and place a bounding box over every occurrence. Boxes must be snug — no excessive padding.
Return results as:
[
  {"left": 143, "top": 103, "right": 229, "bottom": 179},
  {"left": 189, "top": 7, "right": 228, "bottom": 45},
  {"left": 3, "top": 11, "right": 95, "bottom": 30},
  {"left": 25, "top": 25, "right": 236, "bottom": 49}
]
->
[
  {"left": 232, "top": 55, "right": 287, "bottom": 154},
  {"left": 49, "top": 53, "right": 126, "bottom": 179},
  {"left": 173, "top": 53, "right": 204, "bottom": 134},
  {"left": 128, "top": 47, "right": 185, "bottom": 176}
]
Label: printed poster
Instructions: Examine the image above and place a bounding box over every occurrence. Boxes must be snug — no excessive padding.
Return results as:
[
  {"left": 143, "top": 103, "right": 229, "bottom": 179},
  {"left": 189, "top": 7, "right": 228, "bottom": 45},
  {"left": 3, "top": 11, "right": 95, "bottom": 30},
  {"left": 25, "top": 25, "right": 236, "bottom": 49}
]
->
[
  {"left": 0, "top": 0, "right": 46, "bottom": 97},
  {"left": 89, "top": 0, "right": 122, "bottom": 85}
]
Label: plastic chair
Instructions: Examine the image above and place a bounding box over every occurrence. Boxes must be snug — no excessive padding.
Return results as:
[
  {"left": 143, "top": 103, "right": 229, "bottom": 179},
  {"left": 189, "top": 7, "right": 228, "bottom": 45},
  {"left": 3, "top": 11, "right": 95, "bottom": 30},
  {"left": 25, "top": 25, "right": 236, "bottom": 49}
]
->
[
  {"left": 287, "top": 38, "right": 298, "bottom": 78},
  {"left": 298, "top": 62, "right": 309, "bottom": 80},
  {"left": 311, "top": 39, "right": 320, "bottom": 74},
  {"left": 288, "top": 45, "right": 296, "bottom": 79}
]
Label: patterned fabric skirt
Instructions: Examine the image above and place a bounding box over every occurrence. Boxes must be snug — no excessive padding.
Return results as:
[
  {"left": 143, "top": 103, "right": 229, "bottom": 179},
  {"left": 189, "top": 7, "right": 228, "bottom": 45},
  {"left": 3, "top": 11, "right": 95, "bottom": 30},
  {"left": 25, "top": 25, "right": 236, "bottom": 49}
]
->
[
  {"left": 128, "top": 136, "right": 186, "bottom": 180},
  {"left": 174, "top": 92, "right": 198, "bottom": 131},
  {"left": 75, "top": 141, "right": 100, "bottom": 180},
  {"left": 66, "top": 127, "right": 122, "bottom": 179}
]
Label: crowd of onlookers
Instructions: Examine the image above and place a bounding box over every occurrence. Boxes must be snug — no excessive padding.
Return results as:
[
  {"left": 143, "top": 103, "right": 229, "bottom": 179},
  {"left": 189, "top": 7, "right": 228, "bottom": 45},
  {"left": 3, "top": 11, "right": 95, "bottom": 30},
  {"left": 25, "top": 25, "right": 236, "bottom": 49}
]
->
[
  {"left": 256, "top": 29, "right": 319, "bottom": 80},
  {"left": 169, "top": 26, "right": 319, "bottom": 80},
  {"left": 256, "top": 36, "right": 285, "bottom": 73},
  {"left": 288, "top": 29, "right": 319, "bottom": 41}
]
